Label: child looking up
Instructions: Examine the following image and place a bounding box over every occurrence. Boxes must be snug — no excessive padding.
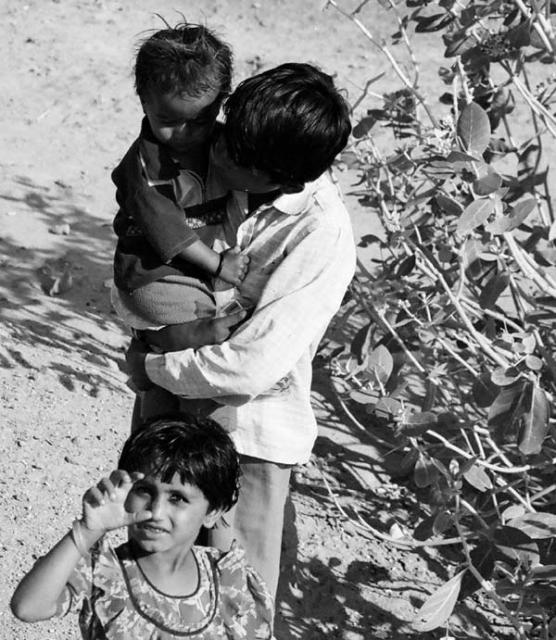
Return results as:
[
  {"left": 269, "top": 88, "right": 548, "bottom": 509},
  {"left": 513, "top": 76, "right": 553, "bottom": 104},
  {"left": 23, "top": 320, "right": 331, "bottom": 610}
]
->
[
  {"left": 112, "top": 22, "right": 249, "bottom": 331},
  {"left": 10, "top": 415, "right": 274, "bottom": 639}
]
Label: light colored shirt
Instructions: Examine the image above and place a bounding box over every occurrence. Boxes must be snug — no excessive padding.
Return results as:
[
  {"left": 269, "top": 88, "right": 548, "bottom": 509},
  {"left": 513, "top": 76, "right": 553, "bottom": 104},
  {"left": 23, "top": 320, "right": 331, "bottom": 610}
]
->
[{"left": 145, "top": 172, "right": 356, "bottom": 464}]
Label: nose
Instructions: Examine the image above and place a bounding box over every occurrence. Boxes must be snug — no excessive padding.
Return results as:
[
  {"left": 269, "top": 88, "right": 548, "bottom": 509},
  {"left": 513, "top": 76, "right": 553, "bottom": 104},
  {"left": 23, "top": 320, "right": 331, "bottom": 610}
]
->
[{"left": 149, "top": 494, "right": 165, "bottom": 520}]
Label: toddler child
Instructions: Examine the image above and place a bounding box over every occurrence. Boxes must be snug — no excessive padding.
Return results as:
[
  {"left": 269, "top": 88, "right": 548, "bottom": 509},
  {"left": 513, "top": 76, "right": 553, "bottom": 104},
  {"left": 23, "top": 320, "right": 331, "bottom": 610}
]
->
[
  {"left": 11, "top": 414, "right": 274, "bottom": 639},
  {"left": 112, "top": 21, "right": 249, "bottom": 331}
]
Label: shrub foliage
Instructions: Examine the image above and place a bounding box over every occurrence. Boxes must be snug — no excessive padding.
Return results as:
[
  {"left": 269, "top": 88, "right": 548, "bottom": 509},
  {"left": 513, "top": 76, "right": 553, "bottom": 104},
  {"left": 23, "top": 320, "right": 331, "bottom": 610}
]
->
[{"left": 329, "top": 0, "right": 556, "bottom": 636}]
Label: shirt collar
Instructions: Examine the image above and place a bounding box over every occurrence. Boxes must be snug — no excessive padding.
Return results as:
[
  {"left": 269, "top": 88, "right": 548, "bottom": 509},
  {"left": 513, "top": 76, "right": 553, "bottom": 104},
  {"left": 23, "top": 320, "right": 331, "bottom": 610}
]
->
[
  {"left": 137, "top": 118, "right": 180, "bottom": 182},
  {"left": 258, "top": 176, "right": 324, "bottom": 216}
]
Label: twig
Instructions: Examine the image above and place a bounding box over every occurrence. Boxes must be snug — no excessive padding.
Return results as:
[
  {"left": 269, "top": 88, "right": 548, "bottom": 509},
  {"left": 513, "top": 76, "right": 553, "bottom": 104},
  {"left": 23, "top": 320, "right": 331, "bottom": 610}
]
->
[
  {"left": 319, "top": 466, "right": 467, "bottom": 548},
  {"left": 454, "top": 497, "right": 527, "bottom": 639},
  {"left": 326, "top": 0, "right": 440, "bottom": 128},
  {"left": 426, "top": 429, "right": 556, "bottom": 475}
]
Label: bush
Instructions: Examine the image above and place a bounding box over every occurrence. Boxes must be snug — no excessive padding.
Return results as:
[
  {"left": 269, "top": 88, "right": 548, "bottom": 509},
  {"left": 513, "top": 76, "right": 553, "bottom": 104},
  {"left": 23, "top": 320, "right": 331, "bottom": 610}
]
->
[{"left": 328, "top": 0, "right": 556, "bottom": 636}]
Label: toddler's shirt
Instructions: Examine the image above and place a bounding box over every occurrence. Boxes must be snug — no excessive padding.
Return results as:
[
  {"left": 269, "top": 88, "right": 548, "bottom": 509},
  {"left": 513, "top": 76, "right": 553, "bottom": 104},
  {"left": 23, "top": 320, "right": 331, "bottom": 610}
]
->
[{"left": 112, "top": 119, "right": 229, "bottom": 293}]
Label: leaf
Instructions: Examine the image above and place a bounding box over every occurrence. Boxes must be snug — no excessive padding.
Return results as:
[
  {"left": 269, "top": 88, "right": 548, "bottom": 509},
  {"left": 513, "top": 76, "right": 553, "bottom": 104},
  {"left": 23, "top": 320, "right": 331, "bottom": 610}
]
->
[
  {"left": 463, "top": 463, "right": 492, "bottom": 492},
  {"left": 413, "top": 515, "right": 436, "bottom": 541},
  {"left": 531, "top": 565, "right": 556, "bottom": 581},
  {"left": 518, "top": 384, "right": 550, "bottom": 455},
  {"left": 433, "top": 510, "right": 453, "bottom": 534},
  {"left": 478, "top": 273, "right": 510, "bottom": 309},
  {"left": 488, "top": 381, "right": 528, "bottom": 444},
  {"left": 374, "top": 396, "right": 402, "bottom": 418},
  {"left": 414, "top": 13, "right": 453, "bottom": 32},
  {"left": 460, "top": 540, "right": 495, "bottom": 598},
  {"left": 487, "top": 198, "right": 536, "bottom": 234},
  {"left": 435, "top": 193, "right": 463, "bottom": 216},
  {"left": 491, "top": 367, "right": 520, "bottom": 386},
  {"left": 353, "top": 115, "right": 378, "bottom": 138},
  {"left": 473, "top": 171, "right": 503, "bottom": 196},
  {"left": 493, "top": 526, "right": 539, "bottom": 566},
  {"left": 368, "top": 344, "right": 394, "bottom": 384},
  {"left": 413, "top": 570, "right": 465, "bottom": 631},
  {"left": 349, "top": 390, "right": 377, "bottom": 405},
  {"left": 350, "top": 322, "right": 372, "bottom": 363},
  {"left": 446, "top": 150, "right": 480, "bottom": 163},
  {"left": 414, "top": 452, "right": 439, "bottom": 487},
  {"left": 395, "top": 254, "right": 416, "bottom": 277},
  {"left": 472, "top": 373, "right": 498, "bottom": 407},
  {"left": 457, "top": 102, "right": 491, "bottom": 156},
  {"left": 525, "top": 355, "right": 543, "bottom": 371},
  {"left": 445, "top": 32, "right": 477, "bottom": 57},
  {"left": 456, "top": 198, "right": 494, "bottom": 235},
  {"left": 399, "top": 411, "right": 438, "bottom": 437},
  {"left": 508, "top": 513, "right": 556, "bottom": 539},
  {"left": 502, "top": 504, "right": 526, "bottom": 522}
]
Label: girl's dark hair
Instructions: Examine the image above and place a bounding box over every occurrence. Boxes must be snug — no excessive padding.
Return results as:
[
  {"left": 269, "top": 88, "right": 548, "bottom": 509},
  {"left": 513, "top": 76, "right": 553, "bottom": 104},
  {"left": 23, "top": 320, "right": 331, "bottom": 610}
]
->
[
  {"left": 223, "top": 62, "right": 351, "bottom": 186},
  {"left": 119, "top": 414, "right": 240, "bottom": 512},
  {"left": 134, "top": 22, "right": 233, "bottom": 100}
]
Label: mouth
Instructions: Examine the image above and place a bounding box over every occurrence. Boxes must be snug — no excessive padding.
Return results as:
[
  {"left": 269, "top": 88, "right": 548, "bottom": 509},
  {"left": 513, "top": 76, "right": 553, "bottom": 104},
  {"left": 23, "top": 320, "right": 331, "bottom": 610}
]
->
[{"left": 137, "top": 523, "right": 169, "bottom": 536}]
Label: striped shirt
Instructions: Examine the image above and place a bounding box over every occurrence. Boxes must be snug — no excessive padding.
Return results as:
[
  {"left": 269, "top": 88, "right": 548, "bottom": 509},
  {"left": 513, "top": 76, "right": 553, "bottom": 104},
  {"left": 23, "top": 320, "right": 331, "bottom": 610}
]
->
[{"left": 145, "top": 172, "right": 356, "bottom": 464}]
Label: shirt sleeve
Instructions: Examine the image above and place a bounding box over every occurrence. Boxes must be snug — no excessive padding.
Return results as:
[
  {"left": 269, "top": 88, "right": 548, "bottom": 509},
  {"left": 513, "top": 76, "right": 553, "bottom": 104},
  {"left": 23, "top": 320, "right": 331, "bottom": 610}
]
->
[
  {"left": 112, "top": 144, "right": 199, "bottom": 262},
  {"left": 145, "top": 217, "right": 355, "bottom": 402}
]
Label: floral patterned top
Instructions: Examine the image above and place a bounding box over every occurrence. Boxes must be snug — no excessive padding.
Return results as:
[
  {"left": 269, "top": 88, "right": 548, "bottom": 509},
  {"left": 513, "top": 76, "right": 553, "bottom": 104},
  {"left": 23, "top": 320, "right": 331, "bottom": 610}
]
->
[{"left": 55, "top": 538, "right": 274, "bottom": 639}]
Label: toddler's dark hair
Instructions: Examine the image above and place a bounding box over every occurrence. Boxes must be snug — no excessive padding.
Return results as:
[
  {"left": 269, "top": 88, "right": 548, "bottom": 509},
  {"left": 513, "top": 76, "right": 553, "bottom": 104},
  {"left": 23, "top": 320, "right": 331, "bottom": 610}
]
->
[
  {"left": 119, "top": 414, "right": 240, "bottom": 512},
  {"left": 135, "top": 22, "right": 233, "bottom": 100},
  {"left": 223, "top": 62, "right": 351, "bottom": 186}
]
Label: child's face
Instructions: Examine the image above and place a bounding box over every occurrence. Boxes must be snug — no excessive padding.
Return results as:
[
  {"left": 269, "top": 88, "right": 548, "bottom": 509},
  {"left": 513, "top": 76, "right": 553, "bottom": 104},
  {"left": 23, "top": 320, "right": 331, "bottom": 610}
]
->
[
  {"left": 142, "top": 88, "right": 222, "bottom": 154},
  {"left": 212, "top": 136, "right": 280, "bottom": 193},
  {"left": 125, "top": 471, "right": 220, "bottom": 555}
]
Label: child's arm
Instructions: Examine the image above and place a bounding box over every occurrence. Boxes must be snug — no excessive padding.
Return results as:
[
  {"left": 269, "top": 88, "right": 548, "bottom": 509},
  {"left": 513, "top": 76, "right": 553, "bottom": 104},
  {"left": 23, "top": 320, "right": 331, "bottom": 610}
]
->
[
  {"left": 10, "top": 471, "right": 150, "bottom": 622},
  {"left": 176, "top": 241, "right": 249, "bottom": 286}
]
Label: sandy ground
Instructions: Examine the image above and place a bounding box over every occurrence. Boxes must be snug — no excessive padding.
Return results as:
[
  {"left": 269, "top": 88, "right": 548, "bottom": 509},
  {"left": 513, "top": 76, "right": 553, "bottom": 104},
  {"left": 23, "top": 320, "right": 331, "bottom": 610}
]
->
[{"left": 0, "top": 1, "right": 518, "bottom": 638}]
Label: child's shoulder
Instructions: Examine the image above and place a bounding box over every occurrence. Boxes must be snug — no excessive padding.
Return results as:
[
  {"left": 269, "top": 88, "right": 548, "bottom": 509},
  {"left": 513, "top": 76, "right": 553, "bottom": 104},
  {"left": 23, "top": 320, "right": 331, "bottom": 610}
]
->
[{"left": 193, "top": 541, "right": 246, "bottom": 566}]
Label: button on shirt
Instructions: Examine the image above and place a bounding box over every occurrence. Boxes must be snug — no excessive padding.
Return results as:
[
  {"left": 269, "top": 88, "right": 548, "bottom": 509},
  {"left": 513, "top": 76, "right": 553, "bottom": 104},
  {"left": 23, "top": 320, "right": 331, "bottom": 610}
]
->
[{"left": 145, "top": 172, "right": 356, "bottom": 464}]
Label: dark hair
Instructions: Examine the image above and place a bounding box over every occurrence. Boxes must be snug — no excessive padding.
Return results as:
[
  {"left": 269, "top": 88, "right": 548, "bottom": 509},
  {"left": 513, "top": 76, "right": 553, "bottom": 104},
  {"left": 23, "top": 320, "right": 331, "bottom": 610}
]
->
[
  {"left": 135, "top": 22, "right": 233, "bottom": 100},
  {"left": 223, "top": 63, "right": 351, "bottom": 186},
  {"left": 118, "top": 414, "right": 240, "bottom": 512}
]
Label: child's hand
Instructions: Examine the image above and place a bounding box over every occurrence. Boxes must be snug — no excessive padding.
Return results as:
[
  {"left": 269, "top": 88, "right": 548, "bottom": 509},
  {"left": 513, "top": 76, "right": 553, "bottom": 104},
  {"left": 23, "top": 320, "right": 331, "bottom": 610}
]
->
[
  {"left": 217, "top": 246, "right": 249, "bottom": 286},
  {"left": 82, "top": 470, "right": 151, "bottom": 533}
]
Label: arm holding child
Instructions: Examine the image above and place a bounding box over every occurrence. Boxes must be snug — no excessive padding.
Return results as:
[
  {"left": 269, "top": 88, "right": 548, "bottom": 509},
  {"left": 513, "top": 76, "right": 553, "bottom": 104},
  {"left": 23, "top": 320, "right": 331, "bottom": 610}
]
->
[
  {"left": 127, "top": 209, "right": 355, "bottom": 402},
  {"left": 10, "top": 471, "right": 150, "bottom": 622}
]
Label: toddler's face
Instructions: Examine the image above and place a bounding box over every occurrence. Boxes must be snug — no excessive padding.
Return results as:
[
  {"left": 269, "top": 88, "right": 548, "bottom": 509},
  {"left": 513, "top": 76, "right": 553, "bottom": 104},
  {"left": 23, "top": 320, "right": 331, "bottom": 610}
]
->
[
  {"left": 125, "top": 471, "right": 220, "bottom": 555},
  {"left": 142, "top": 88, "right": 222, "bottom": 155}
]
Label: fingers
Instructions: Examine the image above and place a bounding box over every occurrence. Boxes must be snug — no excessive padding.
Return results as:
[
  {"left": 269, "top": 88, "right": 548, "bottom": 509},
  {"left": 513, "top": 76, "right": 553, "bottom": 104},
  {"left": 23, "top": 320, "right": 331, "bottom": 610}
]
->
[
  {"left": 84, "top": 470, "right": 143, "bottom": 506},
  {"left": 213, "top": 310, "right": 249, "bottom": 343},
  {"left": 127, "top": 509, "right": 152, "bottom": 525}
]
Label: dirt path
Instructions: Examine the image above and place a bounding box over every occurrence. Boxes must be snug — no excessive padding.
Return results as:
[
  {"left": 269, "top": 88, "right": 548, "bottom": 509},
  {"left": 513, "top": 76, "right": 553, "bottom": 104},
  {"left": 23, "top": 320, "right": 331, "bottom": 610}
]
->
[{"left": 0, "top": 2, "right": 509, "bottom": 638}]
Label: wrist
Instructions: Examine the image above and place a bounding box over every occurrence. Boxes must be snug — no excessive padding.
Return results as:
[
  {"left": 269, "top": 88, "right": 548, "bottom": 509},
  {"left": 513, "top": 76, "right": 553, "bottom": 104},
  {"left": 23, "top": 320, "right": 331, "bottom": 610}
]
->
[
  {"left": 70, "top": 519, "right": 103, "bottom": 555},
  {"left": 214, "top": 253, "right": 225, "bottom": 278}
]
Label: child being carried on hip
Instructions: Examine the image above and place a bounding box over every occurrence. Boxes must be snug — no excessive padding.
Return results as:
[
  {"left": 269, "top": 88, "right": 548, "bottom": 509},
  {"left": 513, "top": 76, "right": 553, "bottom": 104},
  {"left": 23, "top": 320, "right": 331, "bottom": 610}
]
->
[
  {"left": 112, "top": 21, "right": 250, "bottom": 334},
  {"left": 10, "top": 414, "right": 274, "bottom": 639}
]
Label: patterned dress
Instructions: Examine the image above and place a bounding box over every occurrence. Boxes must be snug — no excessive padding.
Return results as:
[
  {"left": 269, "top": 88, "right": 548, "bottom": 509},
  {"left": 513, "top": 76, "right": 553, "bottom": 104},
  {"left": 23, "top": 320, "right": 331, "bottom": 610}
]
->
[{"left": 55, "top": 539, "right": 274, "bottom": 639}]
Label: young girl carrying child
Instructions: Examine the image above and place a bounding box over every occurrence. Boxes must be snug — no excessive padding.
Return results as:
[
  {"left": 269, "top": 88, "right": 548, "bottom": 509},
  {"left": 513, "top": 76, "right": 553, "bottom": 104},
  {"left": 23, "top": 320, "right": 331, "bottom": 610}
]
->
[{"left": 10, "top": 415, "right": 274, "bottom": 639}]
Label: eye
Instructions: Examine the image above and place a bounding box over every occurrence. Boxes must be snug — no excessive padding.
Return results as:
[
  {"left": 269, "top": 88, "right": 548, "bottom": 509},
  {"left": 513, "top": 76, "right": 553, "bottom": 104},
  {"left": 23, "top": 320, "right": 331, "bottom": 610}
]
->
[
  {"left": 131, "top": 483, "right": 151, "bottom": 496},
  {"left": 169, "top": 493, "right": 188, "bottom": 504}
]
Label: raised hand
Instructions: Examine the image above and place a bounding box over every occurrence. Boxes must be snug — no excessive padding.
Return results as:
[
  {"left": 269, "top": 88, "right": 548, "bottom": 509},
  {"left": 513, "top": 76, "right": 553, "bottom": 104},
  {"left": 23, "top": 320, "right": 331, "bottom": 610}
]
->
[
  {"left": 217, "top": 246, "right": 250, "bottom": 286},
  {"left": 82, "top": 470, "right": 151, "bottom": 533}
]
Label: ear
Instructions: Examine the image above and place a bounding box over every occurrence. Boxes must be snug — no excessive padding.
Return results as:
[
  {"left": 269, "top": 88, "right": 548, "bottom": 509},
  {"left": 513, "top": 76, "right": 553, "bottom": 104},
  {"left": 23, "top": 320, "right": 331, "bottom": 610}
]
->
[
  {"left": 202, "top": 508, "right": 224, "bottom": 529},
  {"left": 281, "top": 182, "right": 304, "bottom": 194}
]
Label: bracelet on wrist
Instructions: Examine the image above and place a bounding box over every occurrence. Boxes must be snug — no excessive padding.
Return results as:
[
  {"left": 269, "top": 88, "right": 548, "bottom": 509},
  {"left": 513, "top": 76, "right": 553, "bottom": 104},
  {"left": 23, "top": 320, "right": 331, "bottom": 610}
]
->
[
  {"left": 70, "top": 519, "right": 92, "bottom": 556},
  {"left": 214, "top": 253, "right": 225, "bottom": 279}
]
